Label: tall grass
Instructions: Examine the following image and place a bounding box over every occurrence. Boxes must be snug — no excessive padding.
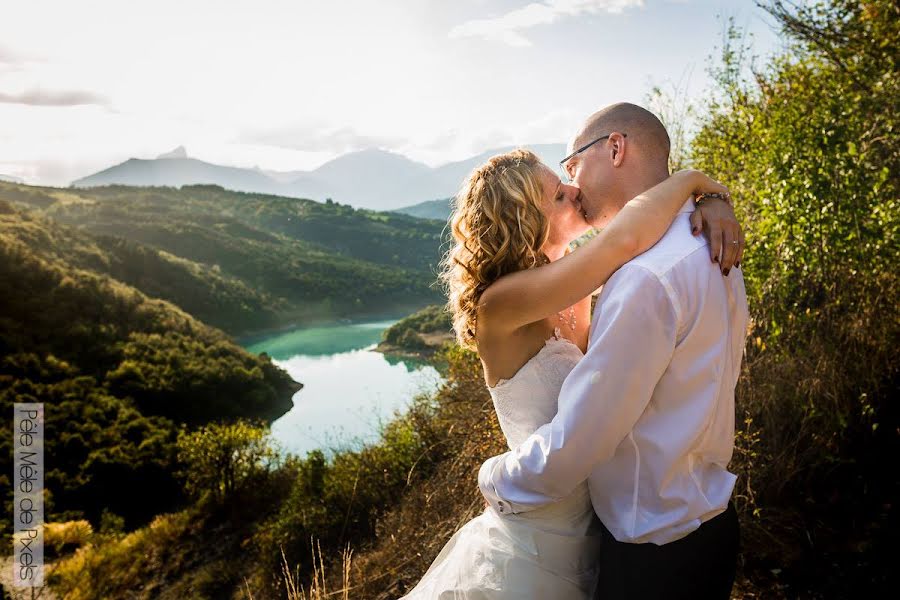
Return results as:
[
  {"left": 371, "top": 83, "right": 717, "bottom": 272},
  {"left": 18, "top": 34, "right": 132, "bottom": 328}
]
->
[{"left": 243, "top": 541, "right": 352, "bottom": 600}]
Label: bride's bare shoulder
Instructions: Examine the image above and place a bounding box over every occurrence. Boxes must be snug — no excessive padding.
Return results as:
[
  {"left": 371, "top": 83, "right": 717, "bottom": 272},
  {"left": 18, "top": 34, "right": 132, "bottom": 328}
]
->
[{"left": 477, "top": 277, "right": 502, "bottom": 308}]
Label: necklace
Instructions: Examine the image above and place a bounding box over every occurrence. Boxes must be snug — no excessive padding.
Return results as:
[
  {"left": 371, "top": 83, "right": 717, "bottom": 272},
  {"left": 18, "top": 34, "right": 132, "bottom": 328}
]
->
[{"left": 557, "top": 305, "right": 576, "bottom": 331}]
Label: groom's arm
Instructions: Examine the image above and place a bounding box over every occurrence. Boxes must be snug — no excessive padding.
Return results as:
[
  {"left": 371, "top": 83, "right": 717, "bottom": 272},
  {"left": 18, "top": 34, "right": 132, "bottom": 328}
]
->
[{"left": 478, "top": 263, "right": 678, "bottom": 515}]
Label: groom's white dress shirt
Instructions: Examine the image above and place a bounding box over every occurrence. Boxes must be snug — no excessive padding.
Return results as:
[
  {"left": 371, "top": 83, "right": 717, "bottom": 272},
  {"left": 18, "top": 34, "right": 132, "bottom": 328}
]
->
[{"left": 479, "top": 198, "right": 750, "bottom": 545}]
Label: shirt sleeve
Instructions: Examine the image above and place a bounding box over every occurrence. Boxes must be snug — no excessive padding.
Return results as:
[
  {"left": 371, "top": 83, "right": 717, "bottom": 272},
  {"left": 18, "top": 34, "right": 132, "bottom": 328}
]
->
[{"left": 478, "top": 263, "right": 679, "bottom": 515}]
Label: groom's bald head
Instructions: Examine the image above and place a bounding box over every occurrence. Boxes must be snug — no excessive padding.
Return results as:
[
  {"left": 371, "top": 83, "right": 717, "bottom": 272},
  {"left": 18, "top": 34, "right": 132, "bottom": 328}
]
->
[
  {"left": 572, "top": 102, "right": 670, "bottom": 172},
  {"left": 566, "top": 103, "right": 672, "bottom": 227}
]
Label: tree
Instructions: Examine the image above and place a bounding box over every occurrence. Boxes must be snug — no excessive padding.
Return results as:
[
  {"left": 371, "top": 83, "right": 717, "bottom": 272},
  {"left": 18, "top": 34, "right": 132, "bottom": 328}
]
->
[
  {"left": 175, "top": 419, "right": 280, "bottom": 506},
  {"left": 689, "top": 2, "right": 898, "bottom": 592}
]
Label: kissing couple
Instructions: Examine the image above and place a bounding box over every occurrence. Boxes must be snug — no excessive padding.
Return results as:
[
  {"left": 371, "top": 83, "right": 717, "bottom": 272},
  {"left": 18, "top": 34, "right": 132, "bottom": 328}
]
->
[{"left": 400, "top": 103, "right": 750, "bottom": 600}]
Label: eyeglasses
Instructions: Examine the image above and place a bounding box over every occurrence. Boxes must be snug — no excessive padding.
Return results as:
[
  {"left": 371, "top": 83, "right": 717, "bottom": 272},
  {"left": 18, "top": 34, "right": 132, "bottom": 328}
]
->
[{"left": 559, "top": 132, "right": 626, "bottom": 183}]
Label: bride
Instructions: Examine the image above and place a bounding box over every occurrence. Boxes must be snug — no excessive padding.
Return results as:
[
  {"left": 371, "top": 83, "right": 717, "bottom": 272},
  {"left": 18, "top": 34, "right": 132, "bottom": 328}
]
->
[{"left": 398, "top": 148, "right": 741, "bottom": 599}]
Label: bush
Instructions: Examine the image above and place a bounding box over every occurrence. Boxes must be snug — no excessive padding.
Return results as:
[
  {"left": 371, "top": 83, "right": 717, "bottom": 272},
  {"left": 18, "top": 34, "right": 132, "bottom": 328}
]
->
[
  {"left": 44, "top": 520, "right": 93, "bottom": 558},
  {"left": 175, "top": 418, "right": 281, "bottom": 507},
  {"left": 246, "top": 392, "right": 445, "bottom": 598},
  {"left": 689, "top": 2, "right": 899, "bottom": 594}
]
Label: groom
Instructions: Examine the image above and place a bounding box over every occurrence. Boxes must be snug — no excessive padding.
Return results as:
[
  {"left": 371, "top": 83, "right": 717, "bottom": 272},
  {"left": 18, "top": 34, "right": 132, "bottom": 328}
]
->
[{"left": 478, "top": 103, "right": 750, "bottom": 599}]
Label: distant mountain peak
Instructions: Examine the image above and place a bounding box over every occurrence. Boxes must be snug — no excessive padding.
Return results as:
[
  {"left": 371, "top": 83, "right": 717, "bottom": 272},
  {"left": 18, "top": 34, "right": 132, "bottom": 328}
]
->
[
  {"left": 157, "top": 146, "right": 189, "bottom": 159},
  {"left": 70, "top": 142, "right": 565, "bottom": 211},
  {"left": 312, "top": 147, "right": 431, "bottom": 177}
]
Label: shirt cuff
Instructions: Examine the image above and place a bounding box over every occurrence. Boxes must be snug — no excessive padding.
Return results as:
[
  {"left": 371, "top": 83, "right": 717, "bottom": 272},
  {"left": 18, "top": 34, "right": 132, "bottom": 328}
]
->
[{"left": 478, "top": 453, "right": 527, "bottom": 516}]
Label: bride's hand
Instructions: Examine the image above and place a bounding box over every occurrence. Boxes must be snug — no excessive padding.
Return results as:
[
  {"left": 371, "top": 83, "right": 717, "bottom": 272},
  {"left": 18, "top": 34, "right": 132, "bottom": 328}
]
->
[{"left": 683, "top": 171, "right": 744, "bottom": 274}]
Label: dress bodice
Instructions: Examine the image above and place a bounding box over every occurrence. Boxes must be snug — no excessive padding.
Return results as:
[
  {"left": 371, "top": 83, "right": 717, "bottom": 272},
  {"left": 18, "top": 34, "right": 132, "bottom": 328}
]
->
[
  {"left": 488, "top": 327, "right": 585, "bottom": 450},
  {"left": 485, "top": 327, "right": 598, "bottom": 538}
]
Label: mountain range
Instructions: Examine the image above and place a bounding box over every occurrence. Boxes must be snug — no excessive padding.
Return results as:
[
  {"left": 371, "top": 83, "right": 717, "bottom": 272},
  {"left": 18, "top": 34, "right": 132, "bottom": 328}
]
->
[{"left": 71, "top": 144, "right": 567, "bottom": 211}]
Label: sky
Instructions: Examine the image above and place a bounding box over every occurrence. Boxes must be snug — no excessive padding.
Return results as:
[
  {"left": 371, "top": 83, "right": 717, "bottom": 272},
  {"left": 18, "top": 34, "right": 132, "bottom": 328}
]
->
[{"left": 0, "top": 0, "right": 783, "bottom": 186}]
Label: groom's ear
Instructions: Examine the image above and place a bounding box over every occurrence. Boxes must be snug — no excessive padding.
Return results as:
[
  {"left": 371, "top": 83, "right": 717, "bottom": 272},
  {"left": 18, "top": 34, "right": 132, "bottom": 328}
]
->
[{"left": 609, "top": 132, "right": 627, "bottom": 168}]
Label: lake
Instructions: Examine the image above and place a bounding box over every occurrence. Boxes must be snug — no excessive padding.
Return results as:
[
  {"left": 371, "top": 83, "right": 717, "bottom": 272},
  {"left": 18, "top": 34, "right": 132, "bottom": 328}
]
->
[{"left": 242, "top": 319, "right": 443, "bottom": 457}]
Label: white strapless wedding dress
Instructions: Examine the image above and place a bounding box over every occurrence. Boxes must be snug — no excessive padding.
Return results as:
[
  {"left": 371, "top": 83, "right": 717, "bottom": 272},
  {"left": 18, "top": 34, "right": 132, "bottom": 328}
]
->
[{"left": 399, "top": 328, "right": 603, "bottom": 599}]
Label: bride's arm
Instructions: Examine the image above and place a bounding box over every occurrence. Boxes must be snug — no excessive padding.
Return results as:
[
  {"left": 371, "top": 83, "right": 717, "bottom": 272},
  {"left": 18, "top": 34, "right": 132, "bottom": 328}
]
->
[{"left": 478, "top": 169, "right": 738, "bottom": 332}]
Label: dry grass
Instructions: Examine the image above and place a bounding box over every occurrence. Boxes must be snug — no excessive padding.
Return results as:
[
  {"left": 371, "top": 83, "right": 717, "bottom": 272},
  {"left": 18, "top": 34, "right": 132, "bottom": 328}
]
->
[
  {"left": 242, "top": 540, "right": 353, "bottom": 600},
  {"left": 48, "top": 510, "right": 197, "bottom": 599}
]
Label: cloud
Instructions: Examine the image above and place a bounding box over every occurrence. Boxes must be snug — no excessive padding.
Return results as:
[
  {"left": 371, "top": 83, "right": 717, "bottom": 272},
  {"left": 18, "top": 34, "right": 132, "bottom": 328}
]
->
[
  {"left": 0, "top": 52, "right": 18, "bottom": 67},
  {"left": 463, "top": 111, "right": 575, "bottom": 154},
  {"left": 0, "top": 43, "right": 49, "bottom": 72},
  {"left": 449, "top": 0, "right": 644, "bottom": 47},
  {"left": 0, "top": 88, "right": 108, "bottom": 107},
  {"left": 0, "top": 158, "right": 103, "bottom": 188},
  {"left": 0, "top": 44, "right": 25, "bottom": 66},
  {"left": 0, "top": 44, "right": 34, "bottom": 73},
  {"left": 238, "top": 124, "right": 406, "bottom": 153}
]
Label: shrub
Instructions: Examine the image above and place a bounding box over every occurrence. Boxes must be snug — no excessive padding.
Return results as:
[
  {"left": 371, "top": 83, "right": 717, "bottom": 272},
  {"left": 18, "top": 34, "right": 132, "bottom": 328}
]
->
[
  {"left": 689, "top": 2, "right": 898, "bottom": 593},
  {"left": 175, "top": 418, "right": 281, "bottom": 507}
]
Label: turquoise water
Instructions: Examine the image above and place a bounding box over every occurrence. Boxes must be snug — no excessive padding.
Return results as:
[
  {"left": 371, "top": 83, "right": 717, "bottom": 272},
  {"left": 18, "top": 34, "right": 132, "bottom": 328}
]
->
[{"left": 243, "top": 320, "right": 443, "bottom": 457}]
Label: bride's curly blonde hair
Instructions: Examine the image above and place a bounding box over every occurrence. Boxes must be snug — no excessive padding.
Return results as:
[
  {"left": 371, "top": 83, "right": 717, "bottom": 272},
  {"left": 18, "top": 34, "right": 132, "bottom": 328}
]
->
[{"left": 439, "top": 148, "right": 551, "bottom": 350}]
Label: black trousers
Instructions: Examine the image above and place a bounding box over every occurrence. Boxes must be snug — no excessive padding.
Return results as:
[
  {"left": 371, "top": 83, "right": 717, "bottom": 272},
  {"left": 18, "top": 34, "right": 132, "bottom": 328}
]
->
[{"left": 594, "top": 502, "right": 740, "bottom": 600}]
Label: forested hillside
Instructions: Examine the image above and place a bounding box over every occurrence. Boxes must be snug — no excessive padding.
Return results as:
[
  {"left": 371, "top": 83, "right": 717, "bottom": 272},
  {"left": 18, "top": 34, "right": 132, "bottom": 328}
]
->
[
  {"left": 0, "top": 181, "right": 445, "bottom": 336},
  {"left": 377, "top": 304, "right": 453, "bottom": 358},
  {"left": 0, "top": 200, "right": 302, "bottom": 541}
]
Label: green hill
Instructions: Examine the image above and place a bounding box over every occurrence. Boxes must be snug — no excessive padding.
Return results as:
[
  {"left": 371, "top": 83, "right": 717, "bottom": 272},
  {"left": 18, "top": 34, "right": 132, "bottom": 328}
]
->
[
  {"left": 0, "top": 199, "right": 300, "bottom": 539},
  {"left": 0, "top": 181, "right": 446, "bottom": 335},
  {"left": 393, "top": 198, "right": 452, "bottom": 221},
  {"left": 377, "top": 304, "right": 454, "bottom": 358}
]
